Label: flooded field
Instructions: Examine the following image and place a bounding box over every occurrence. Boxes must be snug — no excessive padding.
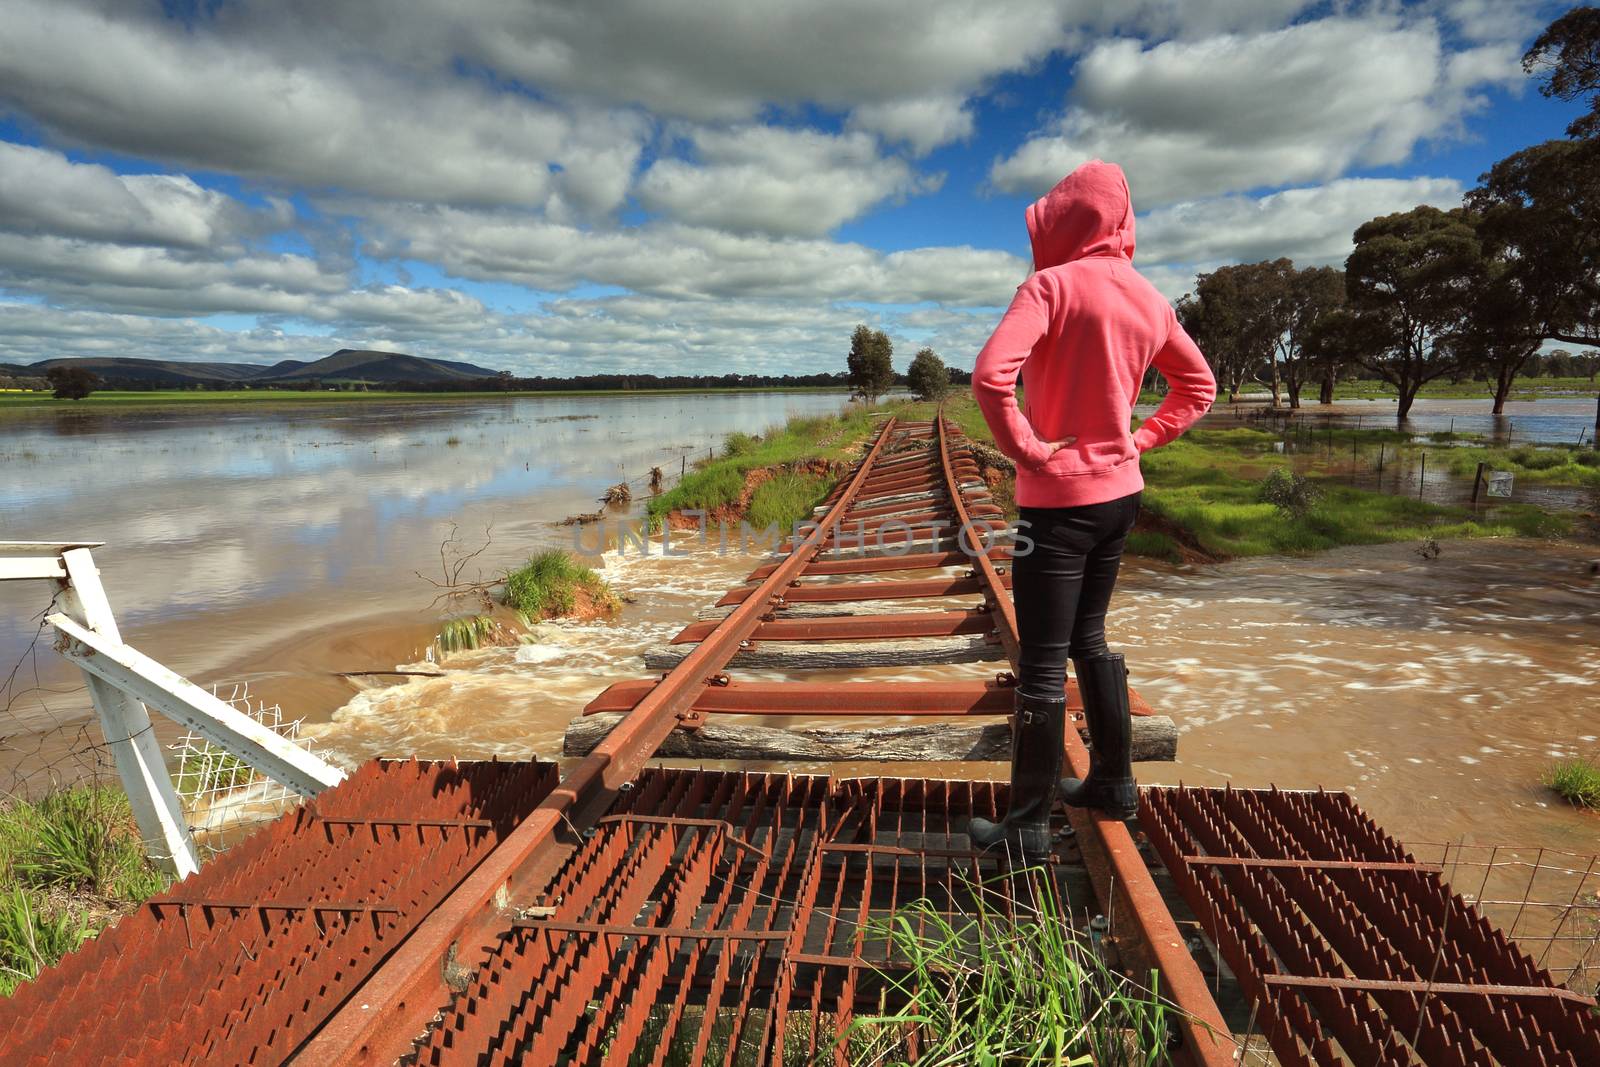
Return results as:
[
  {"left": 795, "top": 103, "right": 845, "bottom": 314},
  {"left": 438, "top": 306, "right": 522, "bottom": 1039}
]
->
[
  {"left": 0, "top": 391, "right": 850, "bottom": 766},
  {"left": 1219, "top": 395, "right": 1599, "bottom": 445},
  {"left": 2, "top": 392, "right": 1596, "bottom": 860}
]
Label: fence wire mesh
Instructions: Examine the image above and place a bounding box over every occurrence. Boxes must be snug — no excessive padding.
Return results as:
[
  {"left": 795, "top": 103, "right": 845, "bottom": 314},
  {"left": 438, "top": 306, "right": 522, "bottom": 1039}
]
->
[
  {"left": 1415, "top": 840, "right": 1600, "bottom": 997},
  {"left": 168, "top": 683, "right": 313, "bottom": 853}
]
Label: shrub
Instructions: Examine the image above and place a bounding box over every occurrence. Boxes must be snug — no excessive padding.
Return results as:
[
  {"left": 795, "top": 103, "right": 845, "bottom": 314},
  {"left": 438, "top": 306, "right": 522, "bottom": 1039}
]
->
[{"left": 1259, "top": 467, "right": 1323, "bottom": 518}]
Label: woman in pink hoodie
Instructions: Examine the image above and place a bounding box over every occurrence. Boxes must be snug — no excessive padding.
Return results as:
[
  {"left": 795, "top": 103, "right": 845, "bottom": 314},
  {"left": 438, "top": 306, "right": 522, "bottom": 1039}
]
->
[{"left": 967, "top": 160, "right": 1215, "bottom": 855}]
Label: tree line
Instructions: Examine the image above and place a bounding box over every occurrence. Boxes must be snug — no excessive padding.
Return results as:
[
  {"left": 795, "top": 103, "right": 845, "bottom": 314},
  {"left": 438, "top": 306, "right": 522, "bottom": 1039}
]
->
[{"left": 1180, "top": 6, "right": 1600, "bottom": 419}]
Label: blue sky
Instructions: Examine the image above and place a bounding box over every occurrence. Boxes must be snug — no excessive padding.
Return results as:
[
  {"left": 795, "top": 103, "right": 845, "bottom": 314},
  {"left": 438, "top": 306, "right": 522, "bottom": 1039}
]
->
[{"left": 0, "top": 0, "right": 1588, "bottom": 375}]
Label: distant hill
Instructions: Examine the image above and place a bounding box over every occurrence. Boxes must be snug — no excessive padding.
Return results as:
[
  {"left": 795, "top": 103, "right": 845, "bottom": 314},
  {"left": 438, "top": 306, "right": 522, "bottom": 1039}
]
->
[
  {"left": 250, "top": 349, "right": 499, "bottom": 384},
  {"left": 12, "top": 350, "right": 503, "bottom": 389}
]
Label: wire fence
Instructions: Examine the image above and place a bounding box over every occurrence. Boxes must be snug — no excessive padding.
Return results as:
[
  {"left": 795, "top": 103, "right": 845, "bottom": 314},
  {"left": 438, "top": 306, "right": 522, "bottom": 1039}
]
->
[
  {"left": 1414, "top": 840, "right": 1600, "bottom": 996},
  {"left": 168, "top": 683, "right": 313, "bottom": 854}
]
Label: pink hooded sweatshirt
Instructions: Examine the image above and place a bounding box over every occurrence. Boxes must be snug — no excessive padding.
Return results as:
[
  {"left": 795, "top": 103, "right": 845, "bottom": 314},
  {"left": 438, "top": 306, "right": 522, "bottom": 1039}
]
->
[{"left": 972, "top": 160, "right": 1216, "bottom": 508}]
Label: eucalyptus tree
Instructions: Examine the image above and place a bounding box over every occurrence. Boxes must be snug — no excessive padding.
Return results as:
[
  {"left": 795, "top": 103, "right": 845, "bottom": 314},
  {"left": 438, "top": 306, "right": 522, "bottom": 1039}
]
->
[
  {"left": 847, "top": 325, "right": 895, "bottom": 402},
  {"left": 1343, "top": 206, "right": 1483, "bottom": 420},
  {"left": 907, "top": 347, "right": 950, "bottom": 401}
]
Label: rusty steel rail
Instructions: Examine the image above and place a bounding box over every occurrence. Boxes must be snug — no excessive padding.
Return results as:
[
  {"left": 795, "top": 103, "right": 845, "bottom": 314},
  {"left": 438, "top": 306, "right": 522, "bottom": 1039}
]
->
[
  {"left": 932, "top": 415, "right": 1237, "bottom": 1067},
  {"left": 1143, "top": 785, "right": 1600, "bottom": 1065},
  {"left": 293, "top": 417, "right": 905, "bottom": 1064}
]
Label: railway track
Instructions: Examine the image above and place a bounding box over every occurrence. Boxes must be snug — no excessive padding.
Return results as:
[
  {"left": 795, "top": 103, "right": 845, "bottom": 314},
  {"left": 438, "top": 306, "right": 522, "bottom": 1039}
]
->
[{"left": 3, "top": 413, "right": 1596, "bottom": 1065}]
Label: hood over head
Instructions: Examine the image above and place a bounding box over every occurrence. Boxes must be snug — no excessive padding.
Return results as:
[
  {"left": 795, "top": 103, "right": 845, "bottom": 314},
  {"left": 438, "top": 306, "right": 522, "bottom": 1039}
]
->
[{"left": 1025, "top": 159, "right": 1135, "bottom": 270}]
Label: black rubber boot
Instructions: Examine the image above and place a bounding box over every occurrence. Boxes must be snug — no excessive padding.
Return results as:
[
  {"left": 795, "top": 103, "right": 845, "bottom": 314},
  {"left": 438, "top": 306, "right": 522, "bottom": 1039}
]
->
[
  {"left": 1059, "top": 653, "right": 1139, "bottom": 820},
  {"left": 969, "top": 691, "right": 1065, "bottom": 856}
]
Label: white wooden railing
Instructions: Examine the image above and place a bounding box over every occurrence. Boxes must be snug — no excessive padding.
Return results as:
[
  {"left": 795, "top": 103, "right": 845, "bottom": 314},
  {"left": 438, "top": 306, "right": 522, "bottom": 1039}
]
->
[{"left": 1, "top": 542, "right": 345, "bottom": 877}]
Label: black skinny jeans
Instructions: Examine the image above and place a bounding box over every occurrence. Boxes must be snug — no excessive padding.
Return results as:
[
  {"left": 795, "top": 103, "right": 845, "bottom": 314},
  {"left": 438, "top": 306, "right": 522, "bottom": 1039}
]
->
[{"left": 1011, "top": 491, "right": 1140, "bottom": 701}]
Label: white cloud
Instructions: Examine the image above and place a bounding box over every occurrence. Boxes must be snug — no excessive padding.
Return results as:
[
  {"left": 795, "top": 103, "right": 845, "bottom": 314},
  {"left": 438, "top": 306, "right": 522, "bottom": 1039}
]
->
[
  {"left": 990, "top": 16, "right": 1513, "bottom": 206},
  {"left": 361, "top": 204, "right": 1027, "bottom": 306},
  {"left": 0, "top": 0, "right": 648, "bottom": 211},
  {"left": 637, "top": 126, "right": 936, "bottom": 237},
  {"left": 1137, "top": 176, "right": 1466, "bottom": 269},
  {"left": 0, "top": 1, "right": 1546, "bottom": 373},
  {"left": 0, "top": 142, "right": 286, "bottom": 250},
  {"left": 235, "top": 0, "right": 1086, "bottom": 122},
  {"left": 849, "top": 96, "right": 975, "bottom": 156}
]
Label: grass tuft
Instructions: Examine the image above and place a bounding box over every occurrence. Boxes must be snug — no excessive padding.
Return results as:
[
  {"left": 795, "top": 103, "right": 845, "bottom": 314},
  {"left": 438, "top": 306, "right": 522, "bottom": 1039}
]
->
[
  {"left": 1546, "top": 758, "right": 1600, "bottom": 810},
  {"left": 0, "top": 785, "right": 169, "bottom": 995},
  {"left": 839, "top": 868, "right": 1182, "bottom": 1065},
  {"left": 745, "top": 471, "right": 831, "bottom": 532},
  {"left": 437, "top": 614, "right": 497, "bottom": 653},
  {"left": 502, "top": 550, "right": 619, "bottom": 619},
  {"left": 0, "top": 888, "right": 92, "bottom": 996}
]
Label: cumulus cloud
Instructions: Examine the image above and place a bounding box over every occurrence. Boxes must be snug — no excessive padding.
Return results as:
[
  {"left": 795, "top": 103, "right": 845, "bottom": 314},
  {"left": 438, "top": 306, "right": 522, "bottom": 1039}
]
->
[
  {"left": 0, "top": 143, "right": 287, "bottom": 250},
  {"left": 361, "top": 204, "right": 1027, "bottom": 306},
  {"left": 0, "top": 0, "right": 648, "bottom": 211},
  {"left": 848, "top": 96, "right": 975, "bottom": 156},
  {"left": 0, "top": 1, "right": 1547, "bottom": 370},
  {"left": 990, "top": 16, "right": 1520, "bottom": 206},
  {"left": 637, "top": 126, "right": 937, "bottom": 236},
  {"left": 209, "top": 0, "right": 1084, "bottom": 122},
  {"left": 1136, "top": 176, "right": 1466, "bottom": 269}
]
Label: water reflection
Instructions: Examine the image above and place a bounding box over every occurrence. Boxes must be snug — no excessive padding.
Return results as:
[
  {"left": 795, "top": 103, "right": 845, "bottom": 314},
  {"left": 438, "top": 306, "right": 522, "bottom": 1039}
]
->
[{"left": 0, "top": 392, "right": 851, "bottom": 713}]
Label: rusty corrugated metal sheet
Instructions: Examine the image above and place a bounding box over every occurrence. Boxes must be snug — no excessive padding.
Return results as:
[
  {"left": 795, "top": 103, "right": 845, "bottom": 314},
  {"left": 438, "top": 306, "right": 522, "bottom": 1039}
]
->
[
  {"left": 0, "top": 759, "right": 559, "bottom": 1065},
  {"left": 1143, "top": 785, "right": 1600, "bottom": 1065}
]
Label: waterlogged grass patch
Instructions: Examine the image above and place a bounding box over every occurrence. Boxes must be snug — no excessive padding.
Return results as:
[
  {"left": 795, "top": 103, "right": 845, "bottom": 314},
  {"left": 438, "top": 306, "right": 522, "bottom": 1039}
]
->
[
  {"left": 839, "top": 868, "right": 1182, "bottom": 1066},
  {"left": 746, "top": 471, "right": 831, "bottom": 532},
  {"left": 437, "top": 614, "right": 498, "bottom": 653},
  {"left": 1438, "top": 443, "right": 1600, "bottom": 487},
  {"left": 0, "top": 786, "right": 169, "bottom": 995},
  {"left": 502, "top": 550, "right": 619, "bottom": 620},
  {"left": 1546, "top": 758, "right": 1600, "bottom": 810}
]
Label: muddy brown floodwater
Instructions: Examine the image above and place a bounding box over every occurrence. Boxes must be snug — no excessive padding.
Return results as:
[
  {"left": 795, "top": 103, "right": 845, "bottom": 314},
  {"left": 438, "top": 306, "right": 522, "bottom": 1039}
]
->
[
  {"left": 2, "top": 394, "right": 1597, "bottom": 867},
  {"left": 319, "top": 535, "right": 1600, "bottom": 856}
]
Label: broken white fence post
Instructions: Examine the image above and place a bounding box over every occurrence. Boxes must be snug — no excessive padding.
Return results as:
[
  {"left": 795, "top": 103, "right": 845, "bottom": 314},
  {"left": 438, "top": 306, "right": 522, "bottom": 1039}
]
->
[
  {"left": 2, "top": 542, "right": 346, "bottom": 878},
  {"left": 55, "top": 548, "right": 203, "bottom": 878}
]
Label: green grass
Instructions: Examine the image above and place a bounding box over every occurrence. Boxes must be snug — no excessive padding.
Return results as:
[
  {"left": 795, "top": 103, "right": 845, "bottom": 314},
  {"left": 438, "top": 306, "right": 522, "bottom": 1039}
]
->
[
  {"left": 1546, "top": 758, "right": 1600, "bottom": 810},
  {"left": 1433, "top": 443, "right": 1600, "bottom": 487},
  {"left": 0, "top": 888, "right": 93, "bottom": 996},
  {"left": 1139, "top": 435, "right": 1569, "bottom": 557},
  {"left": 0, "top": 785, "right": 169, "bottom": 995},
  {"left": 746, "top": 471, "right": 832, "bottom": 532},
  {"left": 501, "top": 550, "right": 618, "bottom": 619},
  {"left": 837, "top": 868, "right": 1181, "bottom": 1065},
  {"left": 646, "top": 400, "right": 940, "bottom": 531},
  {"left": 942, "top": 397, "right": 1577, "bottom": 560}
]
